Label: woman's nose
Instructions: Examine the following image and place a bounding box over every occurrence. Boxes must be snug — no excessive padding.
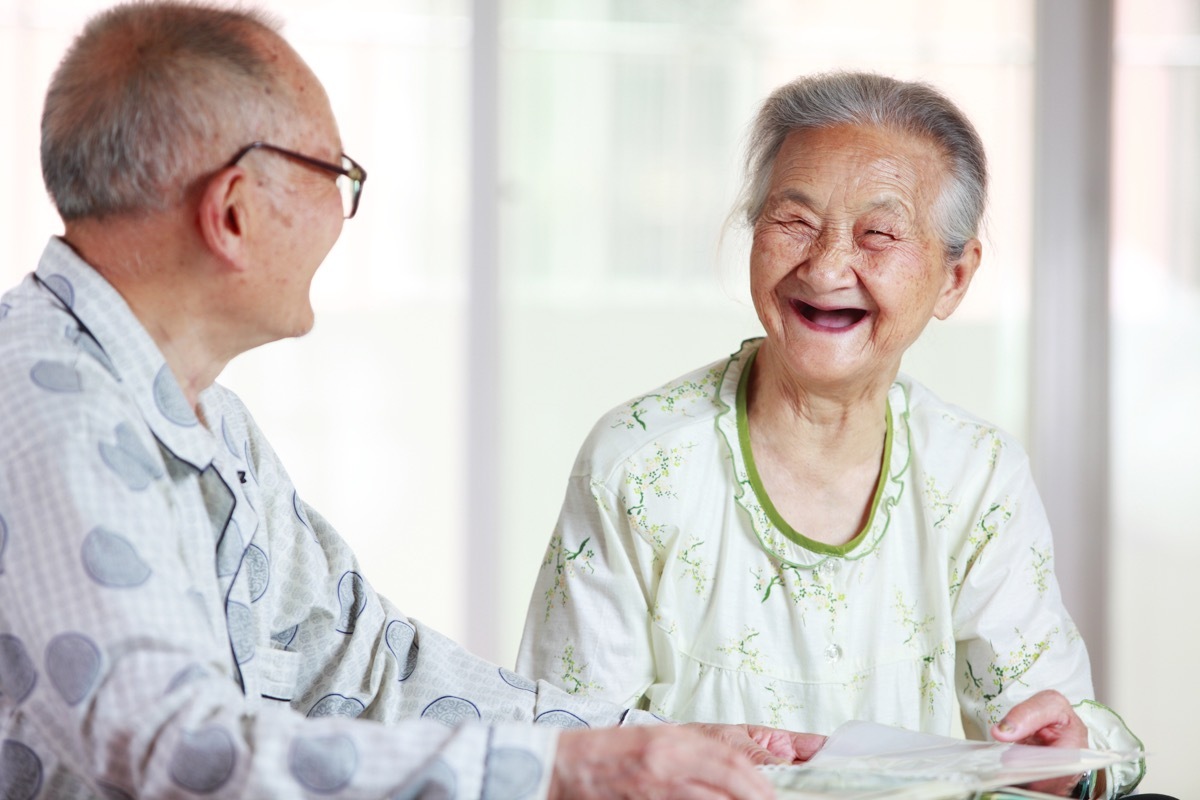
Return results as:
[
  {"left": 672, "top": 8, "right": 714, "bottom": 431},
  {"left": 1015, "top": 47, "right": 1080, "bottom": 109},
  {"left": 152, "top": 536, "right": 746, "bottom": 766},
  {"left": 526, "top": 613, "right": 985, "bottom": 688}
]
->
[{"left": 795, "top": 233, "right": 858, "bottom": 290}]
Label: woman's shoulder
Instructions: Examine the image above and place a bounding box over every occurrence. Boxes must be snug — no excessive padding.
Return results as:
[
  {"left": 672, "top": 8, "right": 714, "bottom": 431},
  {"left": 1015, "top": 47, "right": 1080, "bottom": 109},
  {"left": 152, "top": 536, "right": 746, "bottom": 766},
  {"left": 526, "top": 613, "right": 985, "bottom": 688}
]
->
[
  {"left": 572, "top": 342, "right": 753, "bottom": 477},
  {"left": 892, "top": 373, "right": 1030, "bottom": 473}
]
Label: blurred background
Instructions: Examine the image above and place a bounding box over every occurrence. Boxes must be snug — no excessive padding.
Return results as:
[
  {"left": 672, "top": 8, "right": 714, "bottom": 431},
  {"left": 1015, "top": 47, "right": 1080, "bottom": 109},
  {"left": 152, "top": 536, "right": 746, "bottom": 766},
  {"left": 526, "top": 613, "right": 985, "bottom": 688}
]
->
[{"left": 1, "top": 0, "right": 1195, "bottom": 794}]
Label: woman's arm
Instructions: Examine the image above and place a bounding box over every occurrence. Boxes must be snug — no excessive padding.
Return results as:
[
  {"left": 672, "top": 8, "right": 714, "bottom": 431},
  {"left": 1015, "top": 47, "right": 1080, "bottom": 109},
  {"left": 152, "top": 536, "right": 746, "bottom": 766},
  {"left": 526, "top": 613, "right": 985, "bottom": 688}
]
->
[{"left": 516, "top": 471, "right": 660, "bottom": 710}]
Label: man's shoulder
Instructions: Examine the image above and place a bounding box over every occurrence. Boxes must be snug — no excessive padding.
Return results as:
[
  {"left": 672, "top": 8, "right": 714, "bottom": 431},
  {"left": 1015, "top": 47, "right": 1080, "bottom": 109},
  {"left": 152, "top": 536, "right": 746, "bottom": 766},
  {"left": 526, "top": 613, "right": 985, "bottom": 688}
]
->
[{"left": 0, "top": 295, "right": 140, "bottom": 456}]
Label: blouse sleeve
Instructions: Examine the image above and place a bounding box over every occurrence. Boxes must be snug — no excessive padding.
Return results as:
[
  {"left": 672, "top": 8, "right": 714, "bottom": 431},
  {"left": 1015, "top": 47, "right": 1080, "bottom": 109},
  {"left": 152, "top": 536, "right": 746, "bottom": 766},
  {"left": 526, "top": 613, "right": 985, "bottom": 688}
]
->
[
  {"left": 950, "top": 455, "right": 1144, "bottom": 797},
  {"left": 516, "top": 466, "right": 662, "bottom": 712}
]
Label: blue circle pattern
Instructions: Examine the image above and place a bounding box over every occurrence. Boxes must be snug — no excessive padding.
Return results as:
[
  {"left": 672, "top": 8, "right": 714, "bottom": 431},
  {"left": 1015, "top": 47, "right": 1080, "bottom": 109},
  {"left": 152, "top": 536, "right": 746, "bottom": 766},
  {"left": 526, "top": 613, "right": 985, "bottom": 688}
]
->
[
  {"left": 533, "top": 710, "right": 590, "bottom": 729},
  {"left": 81, "top": 527, "right": 151, "bottom": 588},
  {"left": 483, "top": 747, "right": 543, "bottom": 800},
  {"left": 0, "top": 739, "right": 43, "bottom": 800},
  {"left": 335, "top": 572, "right": 367, "bottom": 634},
  {"left": 244, "top": 544, "right": 270, "bottom": 602},
  {"left": 45, "top": 632, "right": 102, "bottom": 706},
  {"left": 293, "top": 490, "right": 311, "bottom": 530},
  {"left": 307, "top": 693, "right": 366, "bottom": 719},
  {"left": 0, "top": 512, "right": 7, "bottom": 574},
  {"left": 226, "top": 601, "right": 255, "bottom": 665},
  {"left": 271, "top": 625, "right": 298, "bottom": 648},
  {"left": 30, "top": 360, "right": 82, "bottom": 393},
  {"left": 168, "top": 726, "right": 236, "bottom": 793},
  {"left": 421, "top": 696, "right": 481, "bottom": 726},
  {"left": 41, "top": 273, "right": 75, "bottom": 307},
  {"left": 0, "top": 634, "right": 38, "bottom": 704},
  {"left": 98, "top": 422, "right": 163, "bottom": 491},
  {"left": 385, "top": 620, "right": 418, "bottom": 681},
  {"left": 289, "top": 735, "right": 358, "bottom": 793},
  {"left": 498, "top": 668, "right": 536, "bottom": 694},
  {"left": 152, "top": 365, "right": 197, "bottom": 427}
]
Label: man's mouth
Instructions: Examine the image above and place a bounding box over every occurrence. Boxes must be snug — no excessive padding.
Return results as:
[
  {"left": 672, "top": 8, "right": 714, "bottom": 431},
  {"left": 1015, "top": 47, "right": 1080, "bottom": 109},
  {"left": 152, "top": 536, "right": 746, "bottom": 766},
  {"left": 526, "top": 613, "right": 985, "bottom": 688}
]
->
[{"left": 792, "top": 300, "right": 868, "bottom": 330}]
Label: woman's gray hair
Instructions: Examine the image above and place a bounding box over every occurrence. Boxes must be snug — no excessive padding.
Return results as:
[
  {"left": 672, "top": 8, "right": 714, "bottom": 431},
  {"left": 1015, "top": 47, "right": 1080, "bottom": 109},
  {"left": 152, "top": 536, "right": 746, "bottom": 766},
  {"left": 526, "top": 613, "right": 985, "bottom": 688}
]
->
[
  {"left": 738, "top": 71, "right": 988, "bottom": 261},
  {"left": 42, "top": 1, "right": 290, "bottom": 220}
]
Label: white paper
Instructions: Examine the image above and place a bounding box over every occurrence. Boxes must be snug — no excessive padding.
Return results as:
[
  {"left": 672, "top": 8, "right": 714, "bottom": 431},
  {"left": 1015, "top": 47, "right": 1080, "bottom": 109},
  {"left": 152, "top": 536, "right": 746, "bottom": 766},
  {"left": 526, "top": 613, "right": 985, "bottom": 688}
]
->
[{"left": 759, "top": 720, "right": 1142, "bottom": 799}]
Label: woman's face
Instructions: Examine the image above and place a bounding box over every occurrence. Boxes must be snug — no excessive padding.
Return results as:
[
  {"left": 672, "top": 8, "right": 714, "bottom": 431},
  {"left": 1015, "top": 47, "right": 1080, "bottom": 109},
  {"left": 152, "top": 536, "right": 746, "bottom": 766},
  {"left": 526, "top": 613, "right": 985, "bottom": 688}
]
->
[{"left": 749, "top": 124, "right": 979, "bottom": 395}]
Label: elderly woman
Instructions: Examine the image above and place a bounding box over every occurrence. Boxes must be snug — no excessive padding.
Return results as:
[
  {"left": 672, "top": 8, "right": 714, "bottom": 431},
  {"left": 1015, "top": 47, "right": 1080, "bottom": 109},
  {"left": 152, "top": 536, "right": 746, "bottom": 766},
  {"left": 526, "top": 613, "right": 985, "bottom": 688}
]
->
[{"left": 517, "top": 72, "right": 1142, "bottom": 798}]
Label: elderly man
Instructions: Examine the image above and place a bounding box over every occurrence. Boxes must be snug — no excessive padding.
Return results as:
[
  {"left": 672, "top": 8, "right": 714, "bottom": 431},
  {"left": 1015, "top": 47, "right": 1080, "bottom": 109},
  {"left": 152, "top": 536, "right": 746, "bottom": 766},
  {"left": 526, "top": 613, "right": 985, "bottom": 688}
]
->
[{"left": 0, "top": 3, "right": 822, "bottom": 798}]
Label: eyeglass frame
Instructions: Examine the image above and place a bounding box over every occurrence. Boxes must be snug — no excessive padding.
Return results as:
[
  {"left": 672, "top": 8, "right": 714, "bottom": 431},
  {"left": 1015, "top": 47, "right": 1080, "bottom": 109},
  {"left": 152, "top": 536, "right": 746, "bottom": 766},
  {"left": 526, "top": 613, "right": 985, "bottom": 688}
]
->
[{"left": 225, "top": 141, "right": 367, "bottom": 219}]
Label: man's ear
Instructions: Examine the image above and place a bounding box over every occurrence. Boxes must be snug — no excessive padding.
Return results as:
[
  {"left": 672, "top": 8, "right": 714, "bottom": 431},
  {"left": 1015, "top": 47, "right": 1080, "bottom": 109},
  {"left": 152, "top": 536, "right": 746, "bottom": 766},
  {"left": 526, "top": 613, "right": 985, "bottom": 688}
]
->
[
  {"left": 197, "top": 167, "right": 250, "bottom": 271},
  {"left": 933, "top": 238, "right": 982, "bottom": 321}
]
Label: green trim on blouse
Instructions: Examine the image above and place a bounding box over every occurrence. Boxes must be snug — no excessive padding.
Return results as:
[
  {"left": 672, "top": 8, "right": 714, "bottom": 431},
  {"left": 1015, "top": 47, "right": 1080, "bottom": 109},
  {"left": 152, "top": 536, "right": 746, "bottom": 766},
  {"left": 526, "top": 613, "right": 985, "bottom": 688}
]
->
[{"left": 735, "top": 347, "right": 894, "bottom": 556}]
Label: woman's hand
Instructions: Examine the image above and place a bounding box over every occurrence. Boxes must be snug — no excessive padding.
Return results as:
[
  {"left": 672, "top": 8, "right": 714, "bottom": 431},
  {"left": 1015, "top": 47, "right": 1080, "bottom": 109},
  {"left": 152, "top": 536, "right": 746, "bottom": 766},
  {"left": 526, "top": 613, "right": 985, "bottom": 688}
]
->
[
  {"left": 684, "top": 723, "right": 826, "bottom": 765},
  {"left": 990, "top": 690, "right": 1092, "bottom": 797}
]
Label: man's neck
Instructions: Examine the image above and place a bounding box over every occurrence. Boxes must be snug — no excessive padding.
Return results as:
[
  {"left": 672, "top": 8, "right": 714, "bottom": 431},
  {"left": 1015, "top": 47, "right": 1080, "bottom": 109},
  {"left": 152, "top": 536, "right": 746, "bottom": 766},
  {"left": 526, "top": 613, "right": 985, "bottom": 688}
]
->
[{"left": 62, "top": 216, "right": 233, "bottom": 412}]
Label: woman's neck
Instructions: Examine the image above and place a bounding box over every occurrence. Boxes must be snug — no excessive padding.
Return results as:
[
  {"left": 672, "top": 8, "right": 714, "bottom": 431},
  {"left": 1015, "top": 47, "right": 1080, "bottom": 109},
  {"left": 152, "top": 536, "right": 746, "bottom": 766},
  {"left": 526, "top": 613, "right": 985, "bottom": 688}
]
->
[{"left": 747, "top": 341, "right": 892, "bottom": 465}]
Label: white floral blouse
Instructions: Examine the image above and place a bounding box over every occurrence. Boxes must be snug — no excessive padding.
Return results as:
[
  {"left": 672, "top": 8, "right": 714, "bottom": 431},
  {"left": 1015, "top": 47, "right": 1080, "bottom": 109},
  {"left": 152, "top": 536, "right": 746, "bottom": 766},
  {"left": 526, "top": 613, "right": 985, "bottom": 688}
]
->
[{"left": 517, "top": 338, "right": 1143, "bottom": 797}]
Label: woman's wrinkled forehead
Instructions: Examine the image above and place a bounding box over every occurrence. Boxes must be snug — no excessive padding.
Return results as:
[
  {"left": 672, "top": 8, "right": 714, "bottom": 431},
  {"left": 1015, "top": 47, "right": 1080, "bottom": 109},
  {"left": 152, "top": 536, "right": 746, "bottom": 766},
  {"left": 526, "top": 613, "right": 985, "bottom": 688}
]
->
[{"left": 765, "top": 124, "right": 950, "bottom": 221}]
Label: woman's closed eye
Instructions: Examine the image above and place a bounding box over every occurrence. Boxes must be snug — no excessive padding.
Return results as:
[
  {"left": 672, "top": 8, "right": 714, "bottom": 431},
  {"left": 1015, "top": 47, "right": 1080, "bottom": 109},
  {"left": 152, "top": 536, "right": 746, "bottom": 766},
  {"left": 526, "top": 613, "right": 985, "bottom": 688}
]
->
[
  {"left": 860, "top": 229, "right": 897, "bottom": 248},
  {"left": 779, "top": 218, "right": 820, "bottom": 237}
]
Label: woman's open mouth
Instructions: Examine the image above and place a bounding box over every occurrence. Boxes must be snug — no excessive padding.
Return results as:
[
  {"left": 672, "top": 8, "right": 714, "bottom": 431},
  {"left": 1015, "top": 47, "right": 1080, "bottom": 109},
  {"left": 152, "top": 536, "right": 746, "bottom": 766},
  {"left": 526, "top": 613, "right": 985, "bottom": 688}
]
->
[{"left": 792, "top": 299, "right": 868, "bottom": 331}]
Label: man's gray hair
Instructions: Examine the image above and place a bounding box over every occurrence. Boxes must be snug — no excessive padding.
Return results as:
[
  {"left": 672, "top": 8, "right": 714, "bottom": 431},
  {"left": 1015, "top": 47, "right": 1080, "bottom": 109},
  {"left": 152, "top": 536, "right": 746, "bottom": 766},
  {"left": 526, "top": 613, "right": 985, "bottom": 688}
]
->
[
  {"left": 738, "top": 71, "right": 988, "bottom": 261},
  {"left": 42, "top": 1, "right": 289, "bottom": 220}
]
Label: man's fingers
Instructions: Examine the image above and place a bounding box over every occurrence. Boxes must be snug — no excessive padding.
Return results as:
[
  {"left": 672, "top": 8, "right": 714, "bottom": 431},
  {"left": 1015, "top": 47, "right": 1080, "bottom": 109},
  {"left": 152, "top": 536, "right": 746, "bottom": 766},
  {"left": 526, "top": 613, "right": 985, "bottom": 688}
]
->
[{"left": 683, "top": 738, "right": 777, "bottom": 800}]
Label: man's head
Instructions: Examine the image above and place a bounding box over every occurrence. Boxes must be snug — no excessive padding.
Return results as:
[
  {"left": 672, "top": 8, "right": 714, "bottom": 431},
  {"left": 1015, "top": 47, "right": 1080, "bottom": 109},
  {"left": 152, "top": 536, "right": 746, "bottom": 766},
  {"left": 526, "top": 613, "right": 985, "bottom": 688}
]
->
[
  {"left": 42, "top": 2, "right": 294, "bottom": 220},
  {"left": 42, "top": 1, "right": 357, "bottom": 354}
]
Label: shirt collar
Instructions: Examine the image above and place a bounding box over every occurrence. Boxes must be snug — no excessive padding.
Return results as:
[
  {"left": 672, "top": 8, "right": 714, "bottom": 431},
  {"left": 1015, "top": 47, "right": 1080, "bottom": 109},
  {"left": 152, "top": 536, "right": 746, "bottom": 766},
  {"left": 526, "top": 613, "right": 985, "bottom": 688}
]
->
[{"left": 35, "top": 236, "right": 219, "bottom": 471}]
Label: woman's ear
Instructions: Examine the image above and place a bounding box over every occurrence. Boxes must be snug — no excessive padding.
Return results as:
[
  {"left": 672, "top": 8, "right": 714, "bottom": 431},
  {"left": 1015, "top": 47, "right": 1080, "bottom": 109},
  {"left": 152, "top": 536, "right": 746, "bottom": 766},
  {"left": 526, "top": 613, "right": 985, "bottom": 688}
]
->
[
  {"left": 196, "top": 167, "right": 250, "bottom": 272},
  {"left": 933, "top": 238, "right": 982, "bottom": 321}
]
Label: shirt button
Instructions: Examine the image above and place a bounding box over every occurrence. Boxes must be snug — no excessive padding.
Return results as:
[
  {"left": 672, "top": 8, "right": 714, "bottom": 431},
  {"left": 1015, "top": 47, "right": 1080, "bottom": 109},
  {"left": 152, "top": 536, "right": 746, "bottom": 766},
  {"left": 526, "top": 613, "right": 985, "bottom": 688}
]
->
[
  {"left": 824, "top": 643, "right": 842, "bottom": 662},
  {"left": 821, "top": 559, "right": 842, "bottom": 575}
]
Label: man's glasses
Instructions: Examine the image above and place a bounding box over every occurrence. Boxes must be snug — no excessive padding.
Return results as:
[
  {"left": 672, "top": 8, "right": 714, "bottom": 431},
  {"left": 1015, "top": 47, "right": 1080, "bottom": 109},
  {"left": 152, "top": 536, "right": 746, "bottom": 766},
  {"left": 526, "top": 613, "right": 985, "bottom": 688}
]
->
[{"left": 226, "top": 142, "right": 367, "bottom": 219}]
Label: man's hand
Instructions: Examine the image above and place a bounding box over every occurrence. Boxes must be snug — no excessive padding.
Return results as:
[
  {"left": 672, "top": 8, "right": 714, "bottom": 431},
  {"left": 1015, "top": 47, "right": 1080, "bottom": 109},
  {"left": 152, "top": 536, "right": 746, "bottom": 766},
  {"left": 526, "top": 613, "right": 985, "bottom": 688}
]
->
[
  {"left": 991, "top": 690, "right": 1092, "bottom": 797},
  {"left": 549, "top": 725, "right": 780, "bottom": 800},
  {"left": 684, "top": 723, "right": 826, "bottom": 765}
]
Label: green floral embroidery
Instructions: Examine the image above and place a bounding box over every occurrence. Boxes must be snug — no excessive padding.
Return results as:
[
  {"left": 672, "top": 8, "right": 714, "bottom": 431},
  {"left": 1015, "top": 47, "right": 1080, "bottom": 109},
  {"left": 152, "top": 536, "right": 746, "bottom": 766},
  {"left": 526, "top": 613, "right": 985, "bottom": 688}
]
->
[
  {"left": 542, "top": 534, "right": 596, "bottom": 621},
  {"left": 894, "top": 589, "right": 934, "bottom": 646},
  {"left": 844, "top": 672, "right": 869, "bottom": 696},
  {"left": 737, "top": 481, "right": 794, "bottom": 559},
  {"left": 919, "top": 642, "right": 951, "bottom": 713},
  {"left": 558, "top": 641, "right": 601, "bottom": 696},
  {"left": 589, "top": 478, "right": 612, "bottom": 514},
  {"left": 623, "top": 443, "right": 693, "bottom": 557},
  {"left": 679, "top": 536, "right": 709, "bottom": 596},
  {"left": 765, "top": 681, "right": 801, "bottom": 727},
  {"left": 947, "top": 415, "right": 1004, "bottom": 466},
  {"left": 613, "top": 368, "right": 721, "bottom": 431},
  {"left": 718, "top": 628, "right": 765, "bottom": 673},
  {"left": 963, "top": 629, "right": 1056, "bottom": 723},
  {"left": 1029, "top": 546, "right": 1052, "bottom": 595},
  {"left": 923, "top": 476, "right": 957, "bottom": 529},
  {"left": 949, "top": 501, "right": 1014, "bottom": 595},
  {"left": 753, "top": 563, "right": 847, "bottom": 625}
]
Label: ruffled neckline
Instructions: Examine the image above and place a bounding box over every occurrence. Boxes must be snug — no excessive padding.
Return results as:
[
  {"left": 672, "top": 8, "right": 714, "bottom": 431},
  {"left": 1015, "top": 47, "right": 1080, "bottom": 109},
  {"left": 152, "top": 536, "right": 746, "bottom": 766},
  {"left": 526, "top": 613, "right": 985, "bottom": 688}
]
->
[{"left": 714, "top": 338, "right": 911, "bottom": 569}]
